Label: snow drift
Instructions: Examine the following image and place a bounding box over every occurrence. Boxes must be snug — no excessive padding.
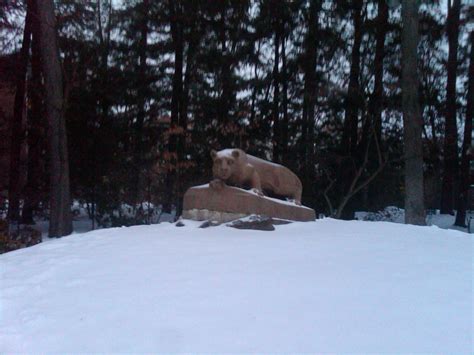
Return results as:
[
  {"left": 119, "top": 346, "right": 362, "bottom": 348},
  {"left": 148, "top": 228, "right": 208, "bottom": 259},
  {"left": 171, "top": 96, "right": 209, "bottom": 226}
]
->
[{"left": 0, "top": 219, "right": 471, "bottom": 352}]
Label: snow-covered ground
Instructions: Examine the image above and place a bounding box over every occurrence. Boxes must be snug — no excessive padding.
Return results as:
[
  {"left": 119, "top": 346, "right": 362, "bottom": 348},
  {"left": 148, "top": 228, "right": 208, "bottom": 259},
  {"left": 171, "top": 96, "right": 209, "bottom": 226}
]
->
[
  {"left": 356, "top": 206, "right": 473, "bottom": 233},
  {"left": 0, "top": 219, "right": 472, "bottom": 352}
]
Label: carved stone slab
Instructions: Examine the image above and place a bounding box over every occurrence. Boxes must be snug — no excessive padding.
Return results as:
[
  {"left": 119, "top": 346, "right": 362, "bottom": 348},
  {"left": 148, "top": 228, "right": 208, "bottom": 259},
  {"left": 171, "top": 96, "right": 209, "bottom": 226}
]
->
[{"left": 182, "top": 184, "right": 315, "bottom": 222}]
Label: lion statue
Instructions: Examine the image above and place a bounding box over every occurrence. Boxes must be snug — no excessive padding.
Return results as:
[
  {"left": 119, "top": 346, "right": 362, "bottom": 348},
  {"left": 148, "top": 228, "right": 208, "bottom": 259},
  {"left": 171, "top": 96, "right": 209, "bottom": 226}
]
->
[{"left": 210, "top": 148, "right": 302, "bottom": 205}]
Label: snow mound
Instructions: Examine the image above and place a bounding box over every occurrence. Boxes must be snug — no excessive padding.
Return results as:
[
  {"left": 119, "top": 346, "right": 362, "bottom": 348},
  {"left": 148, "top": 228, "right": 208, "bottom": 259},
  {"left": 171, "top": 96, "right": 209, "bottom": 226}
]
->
[
  {"left": 355, "top": 207, "right": 472, "bottom": 233},
  {"left": 355, "top": 206, "right": 405, "bottom": 222},
  {"left": 0, "top": 219, "right": 471, "bottom": 352}
]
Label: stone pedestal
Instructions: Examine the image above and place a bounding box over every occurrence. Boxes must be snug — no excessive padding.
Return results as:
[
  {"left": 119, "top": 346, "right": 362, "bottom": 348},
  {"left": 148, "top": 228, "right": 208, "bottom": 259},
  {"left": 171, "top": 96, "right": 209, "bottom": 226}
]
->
[{"left": 182, "top": 184, "right": 315, "bottom": 222}]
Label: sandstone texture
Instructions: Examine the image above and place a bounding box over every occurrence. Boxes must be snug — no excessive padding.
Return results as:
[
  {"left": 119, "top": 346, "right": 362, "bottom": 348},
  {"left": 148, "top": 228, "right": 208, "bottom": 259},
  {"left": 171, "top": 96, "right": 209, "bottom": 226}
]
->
[
  {"left": 211, "top": 148, "right": 303, "bottom": 204},
  {"left": 182, "top": 184, "right": 315, "bottom": 222}
]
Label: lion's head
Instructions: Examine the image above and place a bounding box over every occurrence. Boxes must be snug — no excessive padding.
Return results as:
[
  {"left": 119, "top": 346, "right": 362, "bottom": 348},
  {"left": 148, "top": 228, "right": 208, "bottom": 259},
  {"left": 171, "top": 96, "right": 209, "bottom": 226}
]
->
[{"left": 211, "top": 149, "right": 240, "bottom": 180}]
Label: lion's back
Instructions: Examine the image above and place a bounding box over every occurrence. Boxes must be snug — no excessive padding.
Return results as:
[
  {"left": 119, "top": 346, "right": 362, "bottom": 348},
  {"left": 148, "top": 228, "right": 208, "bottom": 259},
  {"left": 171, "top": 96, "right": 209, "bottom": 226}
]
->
[{"left": 246, "top": 154, "right": 301, "bottom": 195}]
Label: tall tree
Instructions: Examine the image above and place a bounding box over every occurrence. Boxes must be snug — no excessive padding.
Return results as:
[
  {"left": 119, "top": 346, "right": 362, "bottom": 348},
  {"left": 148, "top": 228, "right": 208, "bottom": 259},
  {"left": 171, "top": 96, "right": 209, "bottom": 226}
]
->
[
  {"left": 281, "top": 30, "right": 289, "bottom": 166},
  {"left": 163, "top": 0, "right": 184, "bottom": 214},
  {"left": 272, "top": 0, "right": 281, "bottom": 163},
  {"left": 454, "top": 31, "right": 473, "bottom": 227},
  {"left": 7, "top": 0, "right": 33, "bottom": 221},
  {"left": 217, "top": 2, "right": 233, "bottom": 148},
  {"left": 300, "top": 0, "right": 321, "bottom": 203},
  {"left": 401, "top": 0, "right": 425, "bottom": 225},
  {"left": 37, "top": 0, "right": 73, "bottom": 236},
  {"left": 22, "top": 0, "right": 44, "bottom": 224},
  {"left": 132, "top": 0, "right": 149, "bottom": 203},
  {"left": 440, "top": 0, "right": 461, "bottom": 214},
  {"left": 370, "top": 0, "right": 388, "bottom": 147},
  {"left": 342, "top": 0, "right": 363, "bottom": 156},
  {"left": 176, "top": 0, "right": 201, "bottom": 216}
]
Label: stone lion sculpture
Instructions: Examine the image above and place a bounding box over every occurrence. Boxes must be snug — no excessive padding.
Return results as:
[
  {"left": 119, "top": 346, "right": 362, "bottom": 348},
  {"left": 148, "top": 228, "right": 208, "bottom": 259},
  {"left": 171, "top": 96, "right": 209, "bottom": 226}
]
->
[{"left": 210, "top": 148, "right": 303, "bottom": 205}]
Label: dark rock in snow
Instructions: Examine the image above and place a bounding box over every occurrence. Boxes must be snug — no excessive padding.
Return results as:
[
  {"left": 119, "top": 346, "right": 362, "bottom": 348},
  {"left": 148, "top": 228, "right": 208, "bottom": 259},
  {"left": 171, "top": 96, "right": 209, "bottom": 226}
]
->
[
  {"left": 227, "top": 215, "right": 275, "bottom": 231},
  {"left": 271, "top": 218, "right": 292, "bottom": 225},
  {"left": 198, "top": 220, "right": 220, "bottom": 228}
]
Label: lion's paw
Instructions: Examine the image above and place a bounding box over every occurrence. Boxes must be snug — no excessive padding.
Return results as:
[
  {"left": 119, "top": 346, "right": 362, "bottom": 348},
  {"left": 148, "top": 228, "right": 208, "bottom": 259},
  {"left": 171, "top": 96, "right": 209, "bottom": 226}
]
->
[
  {"left": 286, "top": 198, "right": 302, "bottom": 206},
  {"left": 251, "top": 188, "right": 264, "bottom": 197}
]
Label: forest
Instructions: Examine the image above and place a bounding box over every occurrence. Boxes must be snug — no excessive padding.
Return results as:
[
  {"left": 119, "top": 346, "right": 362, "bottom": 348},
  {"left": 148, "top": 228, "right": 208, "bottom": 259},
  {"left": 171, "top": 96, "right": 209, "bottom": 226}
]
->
[{"left": 0, "top": 0, "right": 473, "bottom": 237}]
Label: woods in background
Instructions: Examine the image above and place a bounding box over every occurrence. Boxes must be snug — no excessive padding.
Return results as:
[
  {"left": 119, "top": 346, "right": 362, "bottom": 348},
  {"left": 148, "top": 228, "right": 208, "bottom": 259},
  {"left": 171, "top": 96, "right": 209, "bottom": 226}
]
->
[{"left": 0, "top": 0, "right": 472, "bottom": 236}]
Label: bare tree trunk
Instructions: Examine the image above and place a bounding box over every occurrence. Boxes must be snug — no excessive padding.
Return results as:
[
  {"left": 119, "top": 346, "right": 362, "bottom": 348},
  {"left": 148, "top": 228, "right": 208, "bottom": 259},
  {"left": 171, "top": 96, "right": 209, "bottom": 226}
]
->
[
  {"left": 300, "top": 0, "right": 320, "bottom": 203},
  {"left": 164, "top": 0, "right": 183, "bottom": 214},
  {"left": 454, "top": 31, "right": 473, "bottom": 227},
  {"left": 281, "top": 34, "right": 289, "bottom": 166},
  {"left": 360, "top": 0, "right": 387, "bottom": 161},
  {"left": 401, "top": 0, "right": 425, "bottom": 225},
  {"left": 175, "top": 3, "right": 199, "bottom": 217},
  {"left": 132, "top": 0, "right": 149, "bottom": 204},
  {"left": 249, "top": 46, "right": 259, "bottom": 129},
  {"left": 342, "top": 0, "right": 363, "bottom": 156},
  {"left": 37, "top": 0, "right": 73, "bottom": 237},
  {"left": 218, "top": 6, "right": 232, "bottom": 148},
  {"left": 22, "top": 0, "right": 43, "bottom": 224},
  {"left": 440, "top": 0, "right": 461, "bottom": 214},
  {"left": 7, "top": 0, "right": 32, "bottom": 222},
  {"left": 97, "top": 0, "right": 112, "bottom": 122},
  {"left": 272, "top": 8, "right": 281, "bottom": 163},
  {"left": 356, "top": 0, "right": 388, "bottom": 209},
  {"left": 371, "top": 0, "right": 388, "bottom": 147}
]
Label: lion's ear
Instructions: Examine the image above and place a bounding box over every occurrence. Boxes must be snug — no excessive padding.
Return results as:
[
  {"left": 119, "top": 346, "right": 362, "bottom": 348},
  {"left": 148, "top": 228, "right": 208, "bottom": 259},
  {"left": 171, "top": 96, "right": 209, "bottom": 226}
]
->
[
  {"left": 210, "top": 150, "right": 217, "bottom": 160},
  {"left": 232, "top": 150, "right": 240, "bottom": 158}
]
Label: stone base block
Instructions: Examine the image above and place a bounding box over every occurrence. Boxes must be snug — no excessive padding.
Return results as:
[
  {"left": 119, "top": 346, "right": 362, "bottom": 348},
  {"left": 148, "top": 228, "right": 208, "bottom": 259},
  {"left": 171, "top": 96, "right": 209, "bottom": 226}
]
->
[
  {"left": 183, "top": 184, "right": 315, "bottom": 222},
  {"left": 182, "top": 209, "right": 247, "bottom": 223}
]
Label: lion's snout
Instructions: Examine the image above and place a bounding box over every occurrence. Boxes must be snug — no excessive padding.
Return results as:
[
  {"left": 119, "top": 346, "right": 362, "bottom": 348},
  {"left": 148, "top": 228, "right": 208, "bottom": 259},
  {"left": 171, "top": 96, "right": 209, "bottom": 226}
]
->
[{"left": 217, "top": 169, "right": 231, "bottom": 179}]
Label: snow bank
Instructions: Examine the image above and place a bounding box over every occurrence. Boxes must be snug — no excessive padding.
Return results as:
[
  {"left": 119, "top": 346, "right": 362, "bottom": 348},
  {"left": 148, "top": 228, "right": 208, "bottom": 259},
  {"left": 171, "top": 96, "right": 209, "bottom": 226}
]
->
[
  {"left": 356, "top": 206, "right": 472, "bottom": 233},
  {"left": 0, "top": 219, "right": 471, "bottom": 352}
]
